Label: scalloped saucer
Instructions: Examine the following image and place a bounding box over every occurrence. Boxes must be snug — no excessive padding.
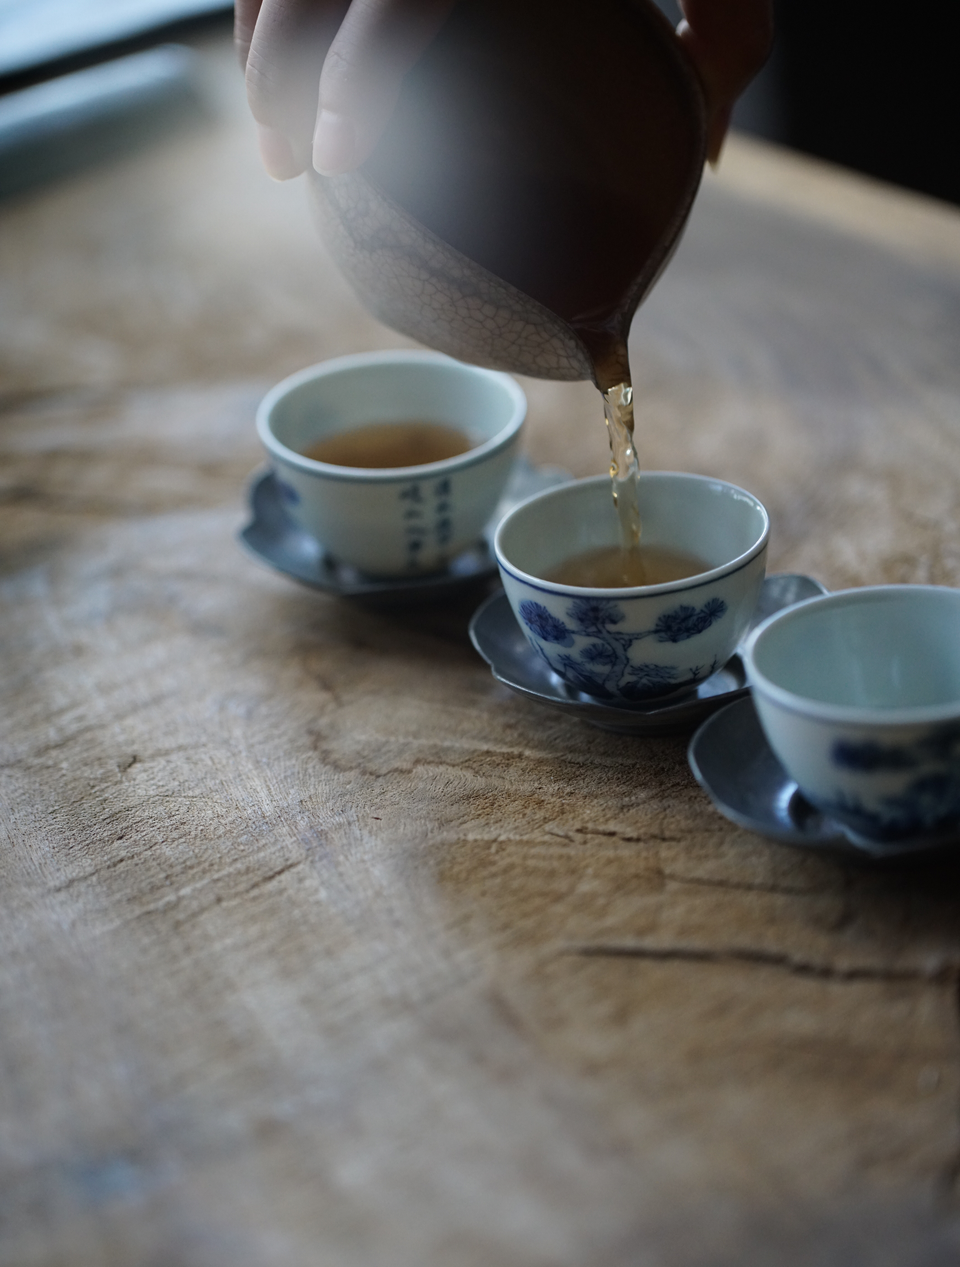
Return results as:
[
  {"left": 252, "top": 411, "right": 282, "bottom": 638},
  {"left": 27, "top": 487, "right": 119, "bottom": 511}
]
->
[
  {"left": 688, "top": 696, "right": 960, "bottom": 863},
  {"left": 469, "top": 573, "right": 828, "bottom": 736},
  {"left": 239, "top": 456, "right": 570, "bottom": 605}
]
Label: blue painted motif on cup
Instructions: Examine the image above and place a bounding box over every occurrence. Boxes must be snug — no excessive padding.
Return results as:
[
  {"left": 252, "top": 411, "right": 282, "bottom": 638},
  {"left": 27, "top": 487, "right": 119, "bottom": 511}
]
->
[
  {"left": 821, "top": 723, "right": 960, "bottom": 840},
  {"left": 518, "top": 595, "right": 727, "bottom": 701}
]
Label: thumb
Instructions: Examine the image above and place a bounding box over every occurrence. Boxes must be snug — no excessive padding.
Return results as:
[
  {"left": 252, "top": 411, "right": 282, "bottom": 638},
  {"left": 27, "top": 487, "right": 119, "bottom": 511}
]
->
[{"left": 677, "top": 0, "right": 773, "bottom": 162}]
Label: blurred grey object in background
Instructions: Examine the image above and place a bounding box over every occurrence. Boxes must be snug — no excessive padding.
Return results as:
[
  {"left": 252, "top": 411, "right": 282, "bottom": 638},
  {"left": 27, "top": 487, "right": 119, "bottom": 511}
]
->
[
  {"left": 0, "top": 0, "right": 231, "bottom": 84},
  {"left": 0, "top": 44, "right": 206, "bottom": 198}
]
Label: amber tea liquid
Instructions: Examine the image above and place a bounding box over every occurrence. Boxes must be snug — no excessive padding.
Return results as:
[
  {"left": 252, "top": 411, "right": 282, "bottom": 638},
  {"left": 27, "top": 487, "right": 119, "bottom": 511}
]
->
[
  {"left": 589, "top": 358, "right": 709, "bottom": 588},
  {"left": 547, "top": 382, "right": 709, "bottom": 589},
  {"left": 303, "top": 420, "right": 472, "bottom": 468},
  {"left": 547, "top": 542, "right": 707, "bottom": 588},
  {"left": 594, "top": 369, "right": 664, "bottom": 586}
]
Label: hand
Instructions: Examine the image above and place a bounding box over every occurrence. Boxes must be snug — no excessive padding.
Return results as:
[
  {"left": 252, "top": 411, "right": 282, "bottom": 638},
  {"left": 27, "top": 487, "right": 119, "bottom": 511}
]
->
[
  {"left": 235, "top": 0, "right": 456, "bottom": 180},
  {"left": 236, "top": 0, "right": 773, "bottom": 181},
  {"left": 676, "top": 0, "right": 774, "bottom": 163}
]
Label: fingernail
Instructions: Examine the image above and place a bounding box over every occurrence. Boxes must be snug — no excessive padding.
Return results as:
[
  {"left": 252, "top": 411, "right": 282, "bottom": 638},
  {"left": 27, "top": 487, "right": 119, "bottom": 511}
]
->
[
  {"left": 257, "top": 125, "right": 303, "bottom": 181},
  {"left": 312, "top": 110, "right": 357, "bottom": 175}
]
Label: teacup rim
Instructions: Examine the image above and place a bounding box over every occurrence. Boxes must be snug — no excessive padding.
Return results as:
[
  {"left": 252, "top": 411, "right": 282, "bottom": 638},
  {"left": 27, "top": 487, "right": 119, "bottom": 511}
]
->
[
  {"left": 493, "top": 471, "right": 770, "bottom": 598},
  {"left": 257, "top": 349, "right": 527, "bottom": 482},
  {"left": 743, "top": 584, "right": 960, "bottom": 725}
]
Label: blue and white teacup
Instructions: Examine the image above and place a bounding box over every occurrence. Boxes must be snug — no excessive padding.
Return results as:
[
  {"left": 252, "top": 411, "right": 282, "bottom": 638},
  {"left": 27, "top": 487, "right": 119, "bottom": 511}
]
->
[
  {"left": 743, "top": 586, "right": 960, "bottom": 843},
  {"left": 494, "top": 473, "right": 769, "bottom": 704},
  {"left": 257, "top": 350, "right": 526, "bottom": 577}
]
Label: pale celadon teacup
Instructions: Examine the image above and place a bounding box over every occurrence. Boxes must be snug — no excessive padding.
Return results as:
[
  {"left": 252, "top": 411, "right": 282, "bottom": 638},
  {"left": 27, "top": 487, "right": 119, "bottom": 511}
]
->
[
  {"left": 257, "top": 350, "right": 526, "bottom": 578},
  {"left": 494, "top": 473, "right": 769, "bottom": 704},
  {"left": 743, "top": 585, "right": 960, "bottom": 843}
]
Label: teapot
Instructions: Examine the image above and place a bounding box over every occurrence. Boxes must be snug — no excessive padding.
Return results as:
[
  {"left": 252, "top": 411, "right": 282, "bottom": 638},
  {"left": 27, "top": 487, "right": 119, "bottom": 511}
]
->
[{"left": 310, "top": 0, "right": 706, "bottom": 389}]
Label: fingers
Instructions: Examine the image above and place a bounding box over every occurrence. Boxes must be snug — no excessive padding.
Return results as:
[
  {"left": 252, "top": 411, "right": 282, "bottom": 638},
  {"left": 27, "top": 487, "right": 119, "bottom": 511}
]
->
[
  {"left": 241, "top": 0, "right": 456, "bottom": 181},
  {"left": 677, "top": 0, "right": 773, "bottom": 162},
  {"left": 257, "top": 122, "right": 304, "bottom": 180},
  {"left": 244, "top": 0, "right": 350, "bottom": 177},
  {"left": 313, "top": 0, "right": 457, "bottom": 173},
  {"left": 234, "top": 0, "right": 265, "bottom": 70},
  {"left": 240, "top": 0, "right": 309, "bottom": 179}
]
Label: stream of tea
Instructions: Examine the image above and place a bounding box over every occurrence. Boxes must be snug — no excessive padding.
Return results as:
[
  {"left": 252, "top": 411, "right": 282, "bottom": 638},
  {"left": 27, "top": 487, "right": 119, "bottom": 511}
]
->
[
  {"left": 604, "top": 379, "right": 641, "bottom": 563},
  {"left": 537, "top": 364, "right": 706, "bottom": 589},
  {"left": 601, "top": 380, "right": 701, "bottom": 587},
  {"left": 546, "top": 377, "right": 707, "bottom": 589}
]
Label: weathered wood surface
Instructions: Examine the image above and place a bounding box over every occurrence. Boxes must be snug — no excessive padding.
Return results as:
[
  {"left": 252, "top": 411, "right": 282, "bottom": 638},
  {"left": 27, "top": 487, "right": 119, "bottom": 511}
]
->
[{"left": 3, "top": 35, "right": 960, "bottom": 1267}]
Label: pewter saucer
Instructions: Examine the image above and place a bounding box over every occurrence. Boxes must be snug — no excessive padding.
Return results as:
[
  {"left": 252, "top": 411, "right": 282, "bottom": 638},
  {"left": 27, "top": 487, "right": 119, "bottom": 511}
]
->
[
  {"left": 688, "top": 696, "right": 960, "bottom": 863},
  {"left": 468, "top": 574, "right": 828, "bottom": 736},
  {"left": 239, "top": 457, "right": 570, "bottom": 605}
]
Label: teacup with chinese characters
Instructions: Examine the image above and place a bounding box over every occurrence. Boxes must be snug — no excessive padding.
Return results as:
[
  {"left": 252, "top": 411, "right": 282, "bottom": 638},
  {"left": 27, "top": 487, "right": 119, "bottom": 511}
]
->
[
  {"left": 494, "top": 473, "right": 768, "bottom": 704},
  {"left": 257, "top": 350, "right": 526, "bottom": 577}
]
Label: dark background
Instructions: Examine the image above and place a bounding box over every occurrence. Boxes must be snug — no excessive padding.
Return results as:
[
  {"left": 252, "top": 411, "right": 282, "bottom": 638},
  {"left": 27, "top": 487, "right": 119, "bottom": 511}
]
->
[{"left": 657, "top": 0, "right": 960, "bottom": 207}]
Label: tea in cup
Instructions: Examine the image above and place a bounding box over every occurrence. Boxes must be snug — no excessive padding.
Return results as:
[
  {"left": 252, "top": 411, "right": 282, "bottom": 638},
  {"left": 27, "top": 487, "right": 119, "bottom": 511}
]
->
[
  {"left": 257, "top": 351, "right": 526, "bottom": 577},
  {"left": 494, "top": 473, "right": 769, "bottom": 703},
  {"left": 743, "top": 586, "right": 960, "bottom": 843}
]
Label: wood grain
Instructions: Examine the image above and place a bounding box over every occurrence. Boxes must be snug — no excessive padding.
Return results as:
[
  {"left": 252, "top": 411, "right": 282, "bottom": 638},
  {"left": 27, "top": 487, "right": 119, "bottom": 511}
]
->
[{"left": 2, "top": 34, "right": 960, "bottom": 1267}]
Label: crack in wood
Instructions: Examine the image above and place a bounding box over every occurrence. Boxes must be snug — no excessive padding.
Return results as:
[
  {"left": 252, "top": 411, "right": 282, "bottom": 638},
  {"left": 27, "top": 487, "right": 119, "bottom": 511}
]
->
[
  {"left": 236, "top": 859, "right": 304, "bottom": 897},
  {"left": 0, "top": 386, "right": 117, "bottom": 415},
  {"left": 570, "top": 823, "right": 728, "bottom": 847},
  {"left": 660, "top": 870, "right": 830, "bottom": 899},
  {"left": 306, "top": 744, "right": 483, "bottom": 780},
  {"left": 49, "top": 849, "right": 143, "bottom": 893},
  {"left": 613, "top": 832, "right": 686, "bottom": 845},
  {"left": 119, "top": 857, "right": 306, "bottom": 930},
  {"left": 934, "top": 974, "right": 960, "bottom": 1208},
  {"left": 0, "top": 693, "right": 178, "bottom": 768},
  {"left": 0, "top": 486, "right": 213, "bottom": 516},
  {"left": 566, "top": 942, "right": 960, "bottom": 984}
]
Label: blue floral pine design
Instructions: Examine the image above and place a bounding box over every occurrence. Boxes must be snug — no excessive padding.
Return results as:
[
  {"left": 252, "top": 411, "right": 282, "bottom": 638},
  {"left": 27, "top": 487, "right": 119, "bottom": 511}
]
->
[
  {"left": 823, "top": 722, "right": 960, "bottom": 839},
  {"left": 832, "top": 722, "right": 960, "bottom": 772},
  {"left": 517, "top": 601, "right": 574, "bottom": 647},
  {"left": 817, "top": 771, "right": 960, "bottom": 841},
  {"left": 654, "top": 597, "right": 726, "bottom": 643},
  {"left": 517, "top": 594, "right": 727, "bottom": 701}
]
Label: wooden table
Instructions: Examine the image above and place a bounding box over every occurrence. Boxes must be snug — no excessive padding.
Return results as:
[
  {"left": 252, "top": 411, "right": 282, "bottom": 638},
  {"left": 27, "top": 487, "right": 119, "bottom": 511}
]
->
[{"left": 3, "top": 34, "right": 960, "bottom": 1267}]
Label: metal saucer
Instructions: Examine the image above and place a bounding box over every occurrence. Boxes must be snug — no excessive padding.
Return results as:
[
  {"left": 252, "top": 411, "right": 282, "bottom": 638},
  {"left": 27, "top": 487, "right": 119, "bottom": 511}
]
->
[
  {"left": 468, "top": 573, "right": 828, "bottom": 737},
  {"left": 238, "top": 457, "right": 570, "bottom": 606},
  {"left": 688, "top": 696, "right": 960, "bottom": 863}
]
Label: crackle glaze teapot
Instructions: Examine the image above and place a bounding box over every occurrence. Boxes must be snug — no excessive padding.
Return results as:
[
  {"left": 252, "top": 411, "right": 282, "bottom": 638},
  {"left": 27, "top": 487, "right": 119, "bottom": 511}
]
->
[{"left": 310, "top": 0, "right": 706, "bottom": 389}]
